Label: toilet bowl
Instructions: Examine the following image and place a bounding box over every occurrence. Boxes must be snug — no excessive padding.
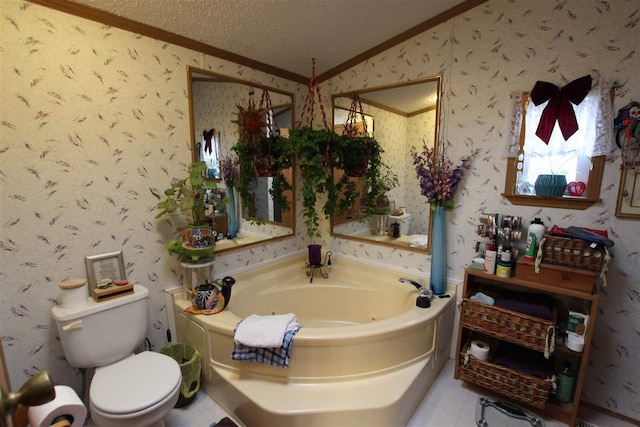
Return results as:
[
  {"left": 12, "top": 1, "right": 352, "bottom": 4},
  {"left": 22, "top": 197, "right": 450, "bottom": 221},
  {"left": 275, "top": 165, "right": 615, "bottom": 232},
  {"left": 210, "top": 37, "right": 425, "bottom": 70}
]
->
[
  {"left": 89, "top": 352, "right": 181, "bottom": 427},
  {"left": 51, "top": 285, "right": 182, "bottom": 427}
]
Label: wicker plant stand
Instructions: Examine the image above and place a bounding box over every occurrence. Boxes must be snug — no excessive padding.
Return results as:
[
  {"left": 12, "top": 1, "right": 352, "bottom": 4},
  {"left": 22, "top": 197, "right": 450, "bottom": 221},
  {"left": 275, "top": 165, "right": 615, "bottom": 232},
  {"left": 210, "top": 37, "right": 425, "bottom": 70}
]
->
[{"left": 454, "top": 266, "right": 599, "bottom": 427}]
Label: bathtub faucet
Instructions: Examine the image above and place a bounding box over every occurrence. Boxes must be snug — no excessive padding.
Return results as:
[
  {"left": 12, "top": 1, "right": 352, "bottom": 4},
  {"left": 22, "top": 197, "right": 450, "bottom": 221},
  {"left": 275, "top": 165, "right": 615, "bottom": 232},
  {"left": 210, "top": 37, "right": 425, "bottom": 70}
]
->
[
  {"left": 399, "top": 278, "right": 433, "bottom": 308},
  {"left": 306, "top": 251, "right": 333, "bottom": 283}
]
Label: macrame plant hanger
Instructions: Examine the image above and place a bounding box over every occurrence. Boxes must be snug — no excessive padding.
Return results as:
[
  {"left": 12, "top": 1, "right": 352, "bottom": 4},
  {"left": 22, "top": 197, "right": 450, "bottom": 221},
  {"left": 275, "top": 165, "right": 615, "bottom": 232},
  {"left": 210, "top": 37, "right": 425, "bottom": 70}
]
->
[
  {"left": 343, "top": 94, "right": 369, "bottom": 137},
  {"left": 252, "top": 89, "right": 280, "bottom": 177},
  {"left": 259, "top": 89, "right": 278, "bottom": 137},
  {"left": 298, "top": 58, "right": 330, "bottom": 131}
]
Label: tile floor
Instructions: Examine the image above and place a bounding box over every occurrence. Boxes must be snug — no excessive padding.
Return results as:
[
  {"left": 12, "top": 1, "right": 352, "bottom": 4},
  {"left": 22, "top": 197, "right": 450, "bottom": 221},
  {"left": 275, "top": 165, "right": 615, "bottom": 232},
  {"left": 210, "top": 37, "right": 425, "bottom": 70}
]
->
[{"left": 112, "top": 359, "right": 636, "bottom": 427}]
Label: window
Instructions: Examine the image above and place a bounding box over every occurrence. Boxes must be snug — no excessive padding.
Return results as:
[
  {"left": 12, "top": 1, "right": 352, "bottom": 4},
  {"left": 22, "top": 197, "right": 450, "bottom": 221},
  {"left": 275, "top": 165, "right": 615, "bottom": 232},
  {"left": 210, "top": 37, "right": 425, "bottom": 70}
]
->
[
  {"left": 503, "top": 83, "right": 614, "bottom": 209},
  {"left": 199, "top": 129, "right": 221, "bottom": 180}
]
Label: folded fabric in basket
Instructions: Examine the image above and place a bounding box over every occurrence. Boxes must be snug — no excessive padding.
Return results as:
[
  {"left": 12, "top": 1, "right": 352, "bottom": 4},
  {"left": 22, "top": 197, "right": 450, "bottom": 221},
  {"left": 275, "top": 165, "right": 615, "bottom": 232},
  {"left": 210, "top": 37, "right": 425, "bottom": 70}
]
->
[
  {"left": 470, "top": 291, "right": 495, "bottom": 306},
  {"left": 232, "top": 324, "right": 301, "bottom": 368},
  {"left": 493, "top": 342, "right": 550, "bottom": 379},
  {"left": 234, "top": 313, "right": 299, "bottom": 348},
  {"left": 494, "top": 291, "right": 553, "bottom": 320}
]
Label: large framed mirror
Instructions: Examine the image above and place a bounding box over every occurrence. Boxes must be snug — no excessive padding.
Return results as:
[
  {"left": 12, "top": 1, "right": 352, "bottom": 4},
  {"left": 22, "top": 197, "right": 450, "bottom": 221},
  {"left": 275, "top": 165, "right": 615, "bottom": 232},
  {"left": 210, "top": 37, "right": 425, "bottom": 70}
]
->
[
  {"left": 187, "top": 66, "right": 295, "bottom": 253},
  {"left": 330, "top": 76, "right": 441, "bottom": 254}
]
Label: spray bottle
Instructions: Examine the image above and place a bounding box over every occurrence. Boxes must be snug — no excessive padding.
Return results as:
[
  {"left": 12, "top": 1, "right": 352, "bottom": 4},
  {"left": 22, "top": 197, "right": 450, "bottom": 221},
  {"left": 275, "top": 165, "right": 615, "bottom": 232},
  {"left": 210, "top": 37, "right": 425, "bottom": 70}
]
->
[{"left": 524, "top": 218, "right": 545, "bottom": 262}]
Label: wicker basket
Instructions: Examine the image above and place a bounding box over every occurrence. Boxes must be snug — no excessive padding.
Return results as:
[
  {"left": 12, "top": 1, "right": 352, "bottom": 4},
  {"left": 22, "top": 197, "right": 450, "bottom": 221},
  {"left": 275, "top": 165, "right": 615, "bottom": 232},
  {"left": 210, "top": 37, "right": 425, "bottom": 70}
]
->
[
  {"left": 458, "top": 341, "right": 553, "bottom": 409},
  {"left": 461, "top": 299, "right": 556, "bottom": 356},
  {"left": 540, "top": 234, "right": 604, "bottom": 272}
]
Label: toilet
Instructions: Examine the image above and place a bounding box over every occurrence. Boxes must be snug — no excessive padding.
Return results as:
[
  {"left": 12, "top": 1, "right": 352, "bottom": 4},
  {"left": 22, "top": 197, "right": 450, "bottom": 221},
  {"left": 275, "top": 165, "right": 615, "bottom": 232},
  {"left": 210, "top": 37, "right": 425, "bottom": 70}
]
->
[{"left": 51, "top": 285, "right": 181, "bottom": 427}]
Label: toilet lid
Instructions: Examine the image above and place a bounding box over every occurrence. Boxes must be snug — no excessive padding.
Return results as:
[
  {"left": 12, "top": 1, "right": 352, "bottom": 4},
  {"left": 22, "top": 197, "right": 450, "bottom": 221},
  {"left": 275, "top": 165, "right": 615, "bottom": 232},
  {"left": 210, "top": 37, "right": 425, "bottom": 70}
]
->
[{"left": 91, "top": 351, "right": 181, "bottom": 414}]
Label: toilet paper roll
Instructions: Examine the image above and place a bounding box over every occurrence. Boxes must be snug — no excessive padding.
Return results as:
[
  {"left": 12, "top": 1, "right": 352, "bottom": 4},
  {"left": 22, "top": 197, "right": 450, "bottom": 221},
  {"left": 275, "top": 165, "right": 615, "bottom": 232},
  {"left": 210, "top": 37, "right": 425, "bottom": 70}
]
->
[
  {"left": 28, "top": 385, "right": 87, "bottom": 427},
  {"left": 470, "top": 340, "right": 490, "bottom": 361},
  {"left": 59, "top": 279, "right": 89, "bottom": 309}
]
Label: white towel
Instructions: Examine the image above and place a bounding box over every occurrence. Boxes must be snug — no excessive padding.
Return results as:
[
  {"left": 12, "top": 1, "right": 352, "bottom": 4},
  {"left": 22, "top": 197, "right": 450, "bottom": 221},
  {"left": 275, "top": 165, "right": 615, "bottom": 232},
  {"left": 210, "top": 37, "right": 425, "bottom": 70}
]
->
[
  {"left": 234, "top": 313, "right": 299, "bottom": 348},
  {"left": 409, "top": 234, "right": 429, "bottom": 248}
]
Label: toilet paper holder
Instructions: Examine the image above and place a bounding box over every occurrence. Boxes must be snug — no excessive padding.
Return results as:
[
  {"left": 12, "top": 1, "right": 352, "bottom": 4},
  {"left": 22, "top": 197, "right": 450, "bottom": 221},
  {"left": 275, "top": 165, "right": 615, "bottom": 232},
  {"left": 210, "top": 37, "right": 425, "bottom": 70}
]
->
[{"left": 0, "top": 371, "right": 55, "bottom": 427}]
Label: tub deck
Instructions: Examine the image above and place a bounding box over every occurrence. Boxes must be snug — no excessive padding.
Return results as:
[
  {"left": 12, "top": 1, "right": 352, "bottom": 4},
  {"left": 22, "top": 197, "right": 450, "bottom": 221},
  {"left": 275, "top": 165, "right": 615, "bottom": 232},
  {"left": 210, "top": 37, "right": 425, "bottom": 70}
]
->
[{"left": 174, "top": 254, "right": 456, "bottom": 426}]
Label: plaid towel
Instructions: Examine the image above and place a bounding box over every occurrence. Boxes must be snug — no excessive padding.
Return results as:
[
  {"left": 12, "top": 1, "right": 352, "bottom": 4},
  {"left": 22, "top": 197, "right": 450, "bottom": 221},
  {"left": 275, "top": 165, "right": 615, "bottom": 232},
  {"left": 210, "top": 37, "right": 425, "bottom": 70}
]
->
[{"left": 231, "top": 325, "right": 301, "bottom": 368}]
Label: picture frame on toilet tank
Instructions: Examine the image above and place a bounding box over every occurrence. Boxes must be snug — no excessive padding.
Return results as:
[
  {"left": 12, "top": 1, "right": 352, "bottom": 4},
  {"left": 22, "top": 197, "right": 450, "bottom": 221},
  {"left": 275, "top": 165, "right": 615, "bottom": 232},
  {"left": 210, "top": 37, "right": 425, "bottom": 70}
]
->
[{"left": 85, "top": 251, "right": 127, "bottom": 290}]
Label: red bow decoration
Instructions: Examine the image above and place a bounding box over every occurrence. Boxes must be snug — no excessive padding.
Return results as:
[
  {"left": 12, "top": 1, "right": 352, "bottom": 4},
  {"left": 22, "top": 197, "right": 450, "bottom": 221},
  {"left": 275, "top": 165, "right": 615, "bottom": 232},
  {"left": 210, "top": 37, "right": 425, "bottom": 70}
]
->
[
  {"left": 203, "top": 128, "right": 214, "bottom": 154},
  {"left": 530, "top": 75, "right": 592, "bottom": 144}
]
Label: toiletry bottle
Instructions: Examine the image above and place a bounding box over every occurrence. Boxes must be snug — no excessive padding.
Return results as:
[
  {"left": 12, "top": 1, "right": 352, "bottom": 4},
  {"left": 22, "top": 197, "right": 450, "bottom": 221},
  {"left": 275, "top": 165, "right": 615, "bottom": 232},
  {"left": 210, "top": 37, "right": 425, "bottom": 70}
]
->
[
  {"left": 495, "top": 247, "right": 512, "bottom": 278},
  {"left": 555, "top": 361, "right": 575, "bottom": 403},
  {"left": 524, "top": 218, "right": 545, "bottom": 262},
  {"left": 484, "top": 243, "right": 497, "bottom": 274}
]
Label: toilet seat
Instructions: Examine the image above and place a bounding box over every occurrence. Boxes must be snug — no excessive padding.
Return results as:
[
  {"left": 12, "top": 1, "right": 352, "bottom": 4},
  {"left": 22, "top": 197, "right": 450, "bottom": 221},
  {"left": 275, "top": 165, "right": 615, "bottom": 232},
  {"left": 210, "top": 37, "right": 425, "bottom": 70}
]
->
[{"left": 90, "top": 351, "right": 181, "bottom": 415}]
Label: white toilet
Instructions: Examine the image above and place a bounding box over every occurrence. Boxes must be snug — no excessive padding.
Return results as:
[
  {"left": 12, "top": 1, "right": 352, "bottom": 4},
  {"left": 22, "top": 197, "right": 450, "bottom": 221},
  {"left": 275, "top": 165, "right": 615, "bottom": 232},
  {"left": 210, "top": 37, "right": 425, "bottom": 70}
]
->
[{"left": 51, "top": 285, "right": 181, "bottom": 427}]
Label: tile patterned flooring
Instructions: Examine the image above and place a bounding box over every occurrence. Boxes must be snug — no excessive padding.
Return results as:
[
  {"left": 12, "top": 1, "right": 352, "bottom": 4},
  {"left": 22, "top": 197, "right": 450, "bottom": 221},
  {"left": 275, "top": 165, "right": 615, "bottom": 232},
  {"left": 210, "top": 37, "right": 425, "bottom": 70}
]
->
[{"left": 110, "top": 359, "right": 636, "bottom": 427}]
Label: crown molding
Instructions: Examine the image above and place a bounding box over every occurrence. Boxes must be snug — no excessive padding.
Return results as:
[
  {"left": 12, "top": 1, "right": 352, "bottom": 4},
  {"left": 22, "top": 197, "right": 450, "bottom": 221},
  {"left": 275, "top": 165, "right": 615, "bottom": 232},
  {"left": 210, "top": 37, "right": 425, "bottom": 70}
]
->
[
  {"left": 27, "top": 0, "right": 310, "bottom": 85},
  {"left": 315, "top": 0, "right": 489, "bottom": 83}
]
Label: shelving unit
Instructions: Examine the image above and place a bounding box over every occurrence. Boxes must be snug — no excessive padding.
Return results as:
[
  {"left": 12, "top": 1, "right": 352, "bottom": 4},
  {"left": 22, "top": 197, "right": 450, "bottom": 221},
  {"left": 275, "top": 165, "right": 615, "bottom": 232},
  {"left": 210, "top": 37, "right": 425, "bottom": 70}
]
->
[{"left": 454, "top": 262, "right": 599, "bottom": 427}]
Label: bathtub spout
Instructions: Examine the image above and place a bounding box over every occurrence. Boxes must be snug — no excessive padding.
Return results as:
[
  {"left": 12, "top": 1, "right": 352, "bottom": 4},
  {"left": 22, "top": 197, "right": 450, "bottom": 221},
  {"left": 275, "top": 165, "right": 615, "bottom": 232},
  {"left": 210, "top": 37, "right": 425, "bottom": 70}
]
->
[
  {"left": 398, "top": 277, "right": 423, "bottom": 290},
  {"left": 399, "top": 278, "right": 433, "bottom": 308}
]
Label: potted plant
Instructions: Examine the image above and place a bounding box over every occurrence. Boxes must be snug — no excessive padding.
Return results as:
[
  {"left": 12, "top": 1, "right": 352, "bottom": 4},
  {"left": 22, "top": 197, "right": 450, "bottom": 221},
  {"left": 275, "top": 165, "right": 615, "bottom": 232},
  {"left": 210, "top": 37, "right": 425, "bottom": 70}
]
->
[
  {"left": 151, "top": 161, "right": 218, "bottom": 260},
  {"left": 359, "top": 162, "right": 399, "bottom": 212},
  {"left": 287, "top": 127, "right": 337, "bottom": 238},
  {"left": 232, "top": 134, "right": 294, "bottom": 218},
  {"left": 336, "top": 134, "right": 382, "bottom": 178},
  {"left": 152, "top": 161, "right": 217, "bottom": 225}
]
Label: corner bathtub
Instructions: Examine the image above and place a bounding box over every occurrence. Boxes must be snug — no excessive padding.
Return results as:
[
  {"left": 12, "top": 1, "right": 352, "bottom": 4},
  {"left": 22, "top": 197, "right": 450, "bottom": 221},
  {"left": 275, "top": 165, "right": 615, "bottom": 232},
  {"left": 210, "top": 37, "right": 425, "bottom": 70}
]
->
[{"left": 173, "top": 255, "right": 455, "bottom": 427}]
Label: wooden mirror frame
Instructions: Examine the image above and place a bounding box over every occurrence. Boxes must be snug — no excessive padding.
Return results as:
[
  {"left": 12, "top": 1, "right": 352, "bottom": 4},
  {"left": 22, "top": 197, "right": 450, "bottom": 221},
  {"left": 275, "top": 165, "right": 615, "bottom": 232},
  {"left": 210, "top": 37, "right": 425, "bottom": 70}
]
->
[
  {"left": 330, "top": 76, "right": 442, "bottom": 254},
  {"left": 186, "top": 66, "right": 296, "bottom": 253}
]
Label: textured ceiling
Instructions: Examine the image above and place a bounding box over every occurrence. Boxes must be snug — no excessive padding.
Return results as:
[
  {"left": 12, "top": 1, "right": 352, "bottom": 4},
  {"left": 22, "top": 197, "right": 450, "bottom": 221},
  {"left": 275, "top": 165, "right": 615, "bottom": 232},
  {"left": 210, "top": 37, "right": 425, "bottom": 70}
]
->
[{"left": 68, "top": 0, "right": 467, "bottom": 79}]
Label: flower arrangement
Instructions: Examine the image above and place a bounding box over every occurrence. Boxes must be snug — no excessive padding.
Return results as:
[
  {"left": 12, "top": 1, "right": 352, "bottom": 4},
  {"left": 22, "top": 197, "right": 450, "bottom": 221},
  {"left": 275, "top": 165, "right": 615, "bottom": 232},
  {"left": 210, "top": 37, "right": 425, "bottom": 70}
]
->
[
  {"left": 410, "top": 141, "right": 479, "bottom": 209},
  {"left": 219, "top": 154, "right": 239, "bottom": 188}
]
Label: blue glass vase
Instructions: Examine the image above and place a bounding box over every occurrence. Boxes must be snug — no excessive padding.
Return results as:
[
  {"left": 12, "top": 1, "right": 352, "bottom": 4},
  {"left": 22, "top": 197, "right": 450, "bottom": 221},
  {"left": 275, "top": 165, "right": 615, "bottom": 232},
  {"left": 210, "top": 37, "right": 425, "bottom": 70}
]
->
[
  {"left": 226, "top": 187, "right": 238, "bottom": 239},
  {"left": 430, "top": 205, "right": 446, "bottom": 295}
]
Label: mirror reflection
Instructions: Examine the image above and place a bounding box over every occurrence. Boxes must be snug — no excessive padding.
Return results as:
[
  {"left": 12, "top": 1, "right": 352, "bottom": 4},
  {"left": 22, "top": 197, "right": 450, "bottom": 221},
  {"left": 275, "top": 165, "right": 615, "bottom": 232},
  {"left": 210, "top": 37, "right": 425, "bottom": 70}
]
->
[
  {"left": 187, "top": 66, "right": 295, "bottom": 253},
  {"left": 331, "top": 76, "right": 441, "bottom": 253}
]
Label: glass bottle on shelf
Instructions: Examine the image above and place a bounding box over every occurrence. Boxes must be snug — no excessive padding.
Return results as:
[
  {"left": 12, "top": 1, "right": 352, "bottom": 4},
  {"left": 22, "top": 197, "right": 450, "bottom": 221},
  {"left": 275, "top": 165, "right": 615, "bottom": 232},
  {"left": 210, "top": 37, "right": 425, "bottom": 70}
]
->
[{"left": 555, "top": 361, "right": 575, "bottom": 403}]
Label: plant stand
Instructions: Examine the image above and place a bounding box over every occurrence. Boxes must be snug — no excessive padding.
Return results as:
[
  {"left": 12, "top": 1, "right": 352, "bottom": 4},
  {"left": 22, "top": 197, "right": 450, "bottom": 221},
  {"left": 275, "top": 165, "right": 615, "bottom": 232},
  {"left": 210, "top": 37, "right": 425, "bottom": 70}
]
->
[{"left": 181, "top": 259, "right": 215, "bottom": 301}]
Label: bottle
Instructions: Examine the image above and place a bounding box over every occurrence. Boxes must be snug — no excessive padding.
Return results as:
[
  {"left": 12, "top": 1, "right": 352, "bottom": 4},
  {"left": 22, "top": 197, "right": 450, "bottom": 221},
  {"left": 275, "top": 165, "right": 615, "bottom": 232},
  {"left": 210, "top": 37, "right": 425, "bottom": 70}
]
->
[
  {"left": 555, "top": 361, "right": 575, "bottom": 403},
  {"left": 496, "top": 247, "right": 513, "bottom": 277},
  {"left": 524, "top": 218, "right": 545, "bottom": 262},
  {"left": 484, "top": 244, "right": 497, "bottom": 274}
]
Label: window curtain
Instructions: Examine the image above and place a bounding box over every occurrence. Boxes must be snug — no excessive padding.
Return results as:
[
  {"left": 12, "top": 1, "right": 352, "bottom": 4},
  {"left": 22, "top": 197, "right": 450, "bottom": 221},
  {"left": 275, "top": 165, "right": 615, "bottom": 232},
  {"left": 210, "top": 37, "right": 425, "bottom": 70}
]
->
[{"left": 509, "top": 82, "right": 614, "bottom": 158}]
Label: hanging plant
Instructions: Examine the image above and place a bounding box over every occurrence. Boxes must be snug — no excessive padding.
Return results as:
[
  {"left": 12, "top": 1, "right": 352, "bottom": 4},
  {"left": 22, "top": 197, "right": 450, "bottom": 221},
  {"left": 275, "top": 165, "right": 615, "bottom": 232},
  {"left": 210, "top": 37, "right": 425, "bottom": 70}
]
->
[
  {"left": 233, "top": 134, "right": 293, "bottom": 218},
  {"left": 286, "top": 58, "right": 344, "bottom": 238},
  {"left": 232, "top": 90, "right": 294, "bottom": 219}
]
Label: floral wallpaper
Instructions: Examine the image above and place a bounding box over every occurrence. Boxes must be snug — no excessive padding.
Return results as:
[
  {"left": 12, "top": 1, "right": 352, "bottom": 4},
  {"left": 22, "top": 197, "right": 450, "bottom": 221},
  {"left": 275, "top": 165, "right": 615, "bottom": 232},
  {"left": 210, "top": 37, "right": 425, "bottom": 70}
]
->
[
  {"left": 0, "top": 0, "right": 306, "bottom": 396},
  {"left": 1, "top": 0, "right": 638, "bottom": 422},
  {"left": 327, "top": 0, "right": 639, "bottom": 420}
]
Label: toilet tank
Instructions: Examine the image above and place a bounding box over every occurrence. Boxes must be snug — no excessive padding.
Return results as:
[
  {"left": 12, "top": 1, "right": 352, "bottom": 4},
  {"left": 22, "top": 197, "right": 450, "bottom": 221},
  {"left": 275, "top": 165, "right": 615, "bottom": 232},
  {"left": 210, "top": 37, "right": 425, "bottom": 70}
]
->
[{"left": 51, "top": 285, "right": 150, "bottom": 368}]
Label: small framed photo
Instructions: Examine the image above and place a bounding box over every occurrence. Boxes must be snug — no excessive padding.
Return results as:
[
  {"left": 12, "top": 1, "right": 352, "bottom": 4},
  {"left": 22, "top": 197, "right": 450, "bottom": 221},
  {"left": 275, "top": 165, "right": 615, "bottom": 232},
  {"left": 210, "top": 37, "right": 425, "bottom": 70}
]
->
[
  {"left": 85, "top": 251, "right": 126, "bottom": 289},
  {"left": 615, "top": 162, "right": 640, "bottom": 219}
]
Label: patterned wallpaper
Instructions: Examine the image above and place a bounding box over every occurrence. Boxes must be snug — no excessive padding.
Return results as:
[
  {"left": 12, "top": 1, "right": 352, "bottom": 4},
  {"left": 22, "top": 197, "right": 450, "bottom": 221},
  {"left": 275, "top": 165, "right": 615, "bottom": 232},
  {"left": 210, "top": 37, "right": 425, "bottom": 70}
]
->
[
  {"left": 327, "top": 0, "right": 639, "bottom": 420},
  {"left": 1, "top": 0, "right": 639, "bottom": 421},
  {"left": 0, "top": 0, "right": 307, "bottom": 395}
]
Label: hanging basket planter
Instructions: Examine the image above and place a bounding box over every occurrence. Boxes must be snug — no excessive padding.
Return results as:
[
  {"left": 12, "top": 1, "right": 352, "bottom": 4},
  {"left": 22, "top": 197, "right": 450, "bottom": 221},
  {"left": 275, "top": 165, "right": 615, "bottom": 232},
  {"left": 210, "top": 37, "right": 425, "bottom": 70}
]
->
[
  {"left": 344, "top": 154, "right": 370, "bottom": 177},
  {"left": 253, "top": 155, "right": 279, "bottom": 177}
]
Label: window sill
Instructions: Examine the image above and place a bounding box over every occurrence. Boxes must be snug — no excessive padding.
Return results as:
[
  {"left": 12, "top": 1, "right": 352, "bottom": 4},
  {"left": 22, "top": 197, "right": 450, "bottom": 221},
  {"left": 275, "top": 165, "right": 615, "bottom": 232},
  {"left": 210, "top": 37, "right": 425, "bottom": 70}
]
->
[{"left": 501, "top": 193, "right": 601, "bottom": 210}]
